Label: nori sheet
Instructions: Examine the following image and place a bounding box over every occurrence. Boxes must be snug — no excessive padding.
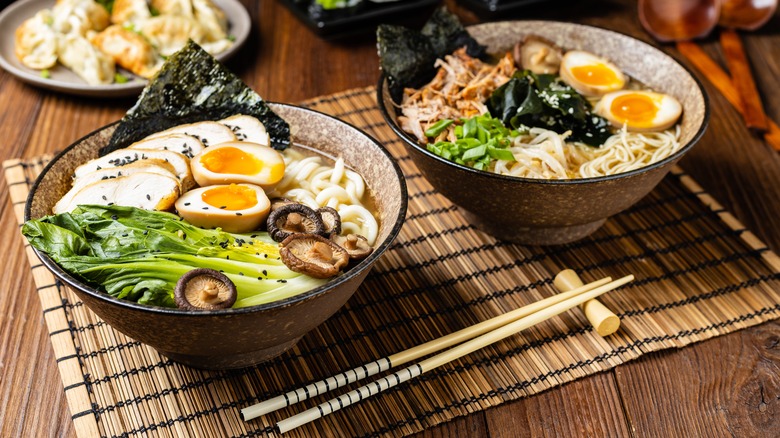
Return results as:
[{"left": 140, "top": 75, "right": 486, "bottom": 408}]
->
[
  {"left": 377, "top": 7, "right": 486, "bottom": 102},
  {"left": 102, "top": 41, "right": 290, "bottom": 155}
]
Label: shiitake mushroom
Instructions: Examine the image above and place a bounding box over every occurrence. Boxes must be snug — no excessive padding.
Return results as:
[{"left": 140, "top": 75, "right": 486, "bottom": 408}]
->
[
  {"left": 267, "top": 203, "right": 325, "bottom": 242},
  {"left": 317, "top": 206, "right": 342, "bottom": 235},
  {"left": 279, "top": 234, "right": 349, "bottom": 278},
  {"left": 174, "top": 268, "right": 237, "bottom": 310},
  {"left": 330, "top": 233, "right": 373, "bottom": 261}
]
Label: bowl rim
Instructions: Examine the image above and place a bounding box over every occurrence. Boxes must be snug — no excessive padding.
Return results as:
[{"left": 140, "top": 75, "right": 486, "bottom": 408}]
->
[
  {"left": 377, "top": 20, "right": 710, "bottom": 186},
  {"left": 24, "top": 102, "right": 409, "bottom": 317}
]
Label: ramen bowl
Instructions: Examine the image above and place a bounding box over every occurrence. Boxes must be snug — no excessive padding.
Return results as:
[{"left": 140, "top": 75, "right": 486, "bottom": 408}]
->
[
  {"left": 25, "top": 104, "right": 407, "bottom": 369},
  {"left": 378, "top": 21, "right": 708, "bottom": 245}
]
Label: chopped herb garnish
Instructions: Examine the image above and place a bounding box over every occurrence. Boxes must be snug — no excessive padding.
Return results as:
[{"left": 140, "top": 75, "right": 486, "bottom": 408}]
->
[{"left": 114, "top": 73, "right": 129, "bottom": 84}]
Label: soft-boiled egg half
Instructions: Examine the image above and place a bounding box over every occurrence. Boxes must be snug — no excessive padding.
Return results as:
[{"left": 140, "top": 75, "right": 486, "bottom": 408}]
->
[
  {"left": 191, "top": 142, "right": 285, "bottom": 189},
  {"left": 595, "top": 90, "right": 682, "bottom": 132},
  {"left": 175, "top": 183, "right": 271, "bottom": 233},
  {"left": 560, "top": 51, "right": 626, "bottom": 97}
]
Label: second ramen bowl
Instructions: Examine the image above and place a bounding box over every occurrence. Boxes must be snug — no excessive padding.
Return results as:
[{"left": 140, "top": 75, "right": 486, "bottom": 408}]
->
[{"left": 378, "top": 21, "right": 709, "bottom": 245}]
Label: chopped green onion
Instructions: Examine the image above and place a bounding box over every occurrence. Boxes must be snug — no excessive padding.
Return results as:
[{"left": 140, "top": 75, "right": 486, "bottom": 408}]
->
[
  {"left": 40, "top": 69, "right": 51, "bottom": 79},
  {"left": 424, "top": 119, "right": 454, "bottom": 137},
  {"left": 462, "top": 145, "right": 487, "bottom": 161}
]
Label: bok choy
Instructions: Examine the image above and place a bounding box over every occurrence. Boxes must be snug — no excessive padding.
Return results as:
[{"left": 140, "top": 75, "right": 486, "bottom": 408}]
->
[{"left": 22, "top": 205, "right": 327, "bottom": 308}]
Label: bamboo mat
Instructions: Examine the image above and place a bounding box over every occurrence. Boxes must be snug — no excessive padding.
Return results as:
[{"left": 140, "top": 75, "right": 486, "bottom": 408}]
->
[{"left": 5, "top": 86, "right": 780, "bottom": 438}]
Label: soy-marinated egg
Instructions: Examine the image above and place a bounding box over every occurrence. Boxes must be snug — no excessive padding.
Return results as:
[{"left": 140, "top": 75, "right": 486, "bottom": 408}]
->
[
  {"left": 559, "top": 51, "right": 626, "bottom": 96},
  {"left": 175, "top": 183, "right": 270, "bottom": 233},
  {"left": 191, "top": 142, "right": 285, "bottom": 189},
  {"left": 595, "top": 90, "right": 682, "bottom": 132}
]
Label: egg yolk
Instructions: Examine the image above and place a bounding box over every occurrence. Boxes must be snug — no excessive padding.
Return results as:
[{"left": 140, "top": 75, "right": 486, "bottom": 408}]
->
[
  {"left": 571, "top": 64, "right": 621, "bottom": 86},
  {"left": 610, "top": 93, "right": 659, "bottom": 126},
  {"left": 200, "top": 147, "right": 262, "bottom": 175},
  {"left": 201, "top": 184, "right": 257, "bottom": 210}
]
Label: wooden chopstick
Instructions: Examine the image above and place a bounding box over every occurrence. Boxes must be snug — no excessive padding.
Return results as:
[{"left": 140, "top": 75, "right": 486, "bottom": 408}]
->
[
  {"left": 240, "top": 276, "right": 614, "bottom": 421},
  {"left": 274, "top": 275, "right": 634, "bottom": 433},
  {"left": 719, "top": 29, "right": 768, "bottom": 131},
  {"left": 675, "top": 41, "right": 780, "bottom": 151}
]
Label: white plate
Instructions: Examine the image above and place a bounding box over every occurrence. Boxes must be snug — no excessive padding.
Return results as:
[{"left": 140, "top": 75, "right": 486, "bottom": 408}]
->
[{"left": 0, "top": 0, "right": 251, "bottom": 97}]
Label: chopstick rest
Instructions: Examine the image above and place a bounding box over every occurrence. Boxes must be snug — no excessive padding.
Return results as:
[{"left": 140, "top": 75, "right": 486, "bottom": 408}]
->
[
  {"left": 241, "top": 275, "right": 614, "bottom": 421},
  {"left": 554, "top": 269, "right": 620, "bottom": 337},
  {"left": 274, "top": 275, "right": 634, "bottom": 433}
]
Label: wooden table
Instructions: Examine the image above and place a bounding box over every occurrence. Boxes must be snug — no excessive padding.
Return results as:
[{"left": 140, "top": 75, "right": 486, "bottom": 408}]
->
[{"left": 1, "top": 0, "right": 779, "bottom": 436}]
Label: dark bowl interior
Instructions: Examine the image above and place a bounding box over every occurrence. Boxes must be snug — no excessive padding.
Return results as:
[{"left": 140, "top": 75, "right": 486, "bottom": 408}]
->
[
  {"left": 25, "top": 103, "right": 408, "bottom": 369},
  {"left": 378, "top": 21, "right": 709, "bottom": 245}
]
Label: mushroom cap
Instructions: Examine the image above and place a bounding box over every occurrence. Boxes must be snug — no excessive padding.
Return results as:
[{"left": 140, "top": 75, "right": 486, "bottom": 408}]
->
[
  {"left": 331, "top": 233, "right": 373, "bottom": 260},
  {"left": 267, "top": 203, "right": 325, "bottom": 242},
  {"left": 269, "top": 197, "right": 296, "bottom": 212},
  {"left": 280, "top": 234, "right": 349, "bottom": 278},
  {"left": 514, "top": 35, "right": 563, "bottom": 75},
  {"left": 317, "top": 206, "right": 342, "bottom": 235},
  {"left": 174, "top": 268, "right": 237, "bottom": 310}
]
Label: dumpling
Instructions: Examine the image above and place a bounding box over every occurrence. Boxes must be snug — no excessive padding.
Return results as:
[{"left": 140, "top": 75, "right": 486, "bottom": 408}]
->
[
  {"left": 138, "top": 15, "right": 207, "bottom": 56},
  {"left": 51, "top": 0, "right": 110, "bottom": 36},
  {"left": 150, "top": 0, "right": 194, "bottom": 18},
  {"left": 110, "top": 0, "right": 151, "bottom": 25},
  {"left": 192, "top": 0, "right": 228, "bottom": 41},
  {"left": 57, "top": 34, "right": 115, "bottom": 85},
  {"left": 200, "top": 39, "right": 233, "bottom": 56},
  {"left": 14, "top": 10, "right": 58, "bottom": 70},
  {"left": 91, "top": 25, "right": 161, "bottom": 78}
]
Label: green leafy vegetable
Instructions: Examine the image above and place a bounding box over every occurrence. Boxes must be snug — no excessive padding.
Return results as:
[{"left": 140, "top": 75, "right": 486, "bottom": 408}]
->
[
  {"left": 426, "top": 114, "right": 516, "bottom": 170},
  {"left": 103, "top": 41, "right": 291, "bottom": 155},
  {"left": 487, "top": 70, "right": 612, "bottom": 146},
  {"left": 315, "top": 0, "right": 353, "bottom": 9},
  {"left": 22, "top": 206, "right": 326, "bottom": 308}
]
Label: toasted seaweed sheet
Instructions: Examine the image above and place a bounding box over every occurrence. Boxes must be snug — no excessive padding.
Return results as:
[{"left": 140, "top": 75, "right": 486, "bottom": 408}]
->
[
  {"left": 377, "top": 7, "right": 485, "bottom": 102},
  {"left": 102, "top": 41, "right": 290, "bottom": 155}
]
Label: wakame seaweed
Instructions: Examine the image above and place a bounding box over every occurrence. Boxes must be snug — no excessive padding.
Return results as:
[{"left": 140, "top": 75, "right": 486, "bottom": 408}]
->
[
  {"left": 378, "top": 7, "right": 485, "bottom": 101},
  {"left": 487, "top": 70, "right": 613, "bottom": 147},
  {"left": 102, "top": 41, "right": 290, "bottom": 155}
]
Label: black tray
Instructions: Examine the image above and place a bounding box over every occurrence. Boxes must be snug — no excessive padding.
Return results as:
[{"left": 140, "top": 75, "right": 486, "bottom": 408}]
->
[
  {"left": 279, "top": 0, "right": 441, "bottom": 39},
  {"left": 457, "top": 0, "right": 552, "bottom": 19}
]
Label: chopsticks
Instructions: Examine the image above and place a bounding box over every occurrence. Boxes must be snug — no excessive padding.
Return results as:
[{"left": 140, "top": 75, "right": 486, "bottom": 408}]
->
[
  {"left": 718, "top": 29, "right": 767, "bottom": 131},
  {"left": 675, "top": 41, "right": 780, "bottom": 151},
  {"left": 241, "top": 274, "right": 633, "bottom": 432}
]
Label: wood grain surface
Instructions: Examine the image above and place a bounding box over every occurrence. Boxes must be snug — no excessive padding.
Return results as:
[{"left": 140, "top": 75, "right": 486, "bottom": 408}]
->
[{"left": 1, "top": 0, "right": 779, "bottom": 437}]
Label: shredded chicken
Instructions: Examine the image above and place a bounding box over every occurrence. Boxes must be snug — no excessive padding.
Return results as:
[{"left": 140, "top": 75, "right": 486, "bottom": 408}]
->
[{"left": 399, "top": 48, "right": 517, "bottom": 143}]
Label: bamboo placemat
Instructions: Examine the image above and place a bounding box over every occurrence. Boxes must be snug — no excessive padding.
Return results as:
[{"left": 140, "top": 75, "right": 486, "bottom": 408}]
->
[{"left": 5, "top": 86, "right": 780, "bottom": 438}]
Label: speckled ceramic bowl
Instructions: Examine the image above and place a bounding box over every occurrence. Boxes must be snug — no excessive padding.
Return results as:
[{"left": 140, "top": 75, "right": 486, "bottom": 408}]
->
[
  {"left": 378, "top": 21, "right": 708, "bottom": 245},
  {"left": 25, "top": 104, "right": 407, "bottom": 369}
]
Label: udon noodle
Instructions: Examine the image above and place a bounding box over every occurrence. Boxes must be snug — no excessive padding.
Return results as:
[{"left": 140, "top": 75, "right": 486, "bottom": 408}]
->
[{"left": 269, "top": 149, "right": 379, "bottom": 245}]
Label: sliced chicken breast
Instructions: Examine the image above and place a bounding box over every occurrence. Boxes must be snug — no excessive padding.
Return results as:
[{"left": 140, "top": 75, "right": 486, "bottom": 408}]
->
[
  {"left": 54, "top": 172, "right": 181, "bottom": 214},
  {"left": 128, "top": 133, "right": 205, "bottom": 158},
  {"left": 56, "top": 159, "right": 179, "bottom": 214},
  {"left": 73, "top": 149, "right": 194, "bottom": 190},
  {"left": 145, "top": 121, "right": 236, "bottom": 147},
  {"left": 219, "top": 115, "right": 270, "bottom": 146}
]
